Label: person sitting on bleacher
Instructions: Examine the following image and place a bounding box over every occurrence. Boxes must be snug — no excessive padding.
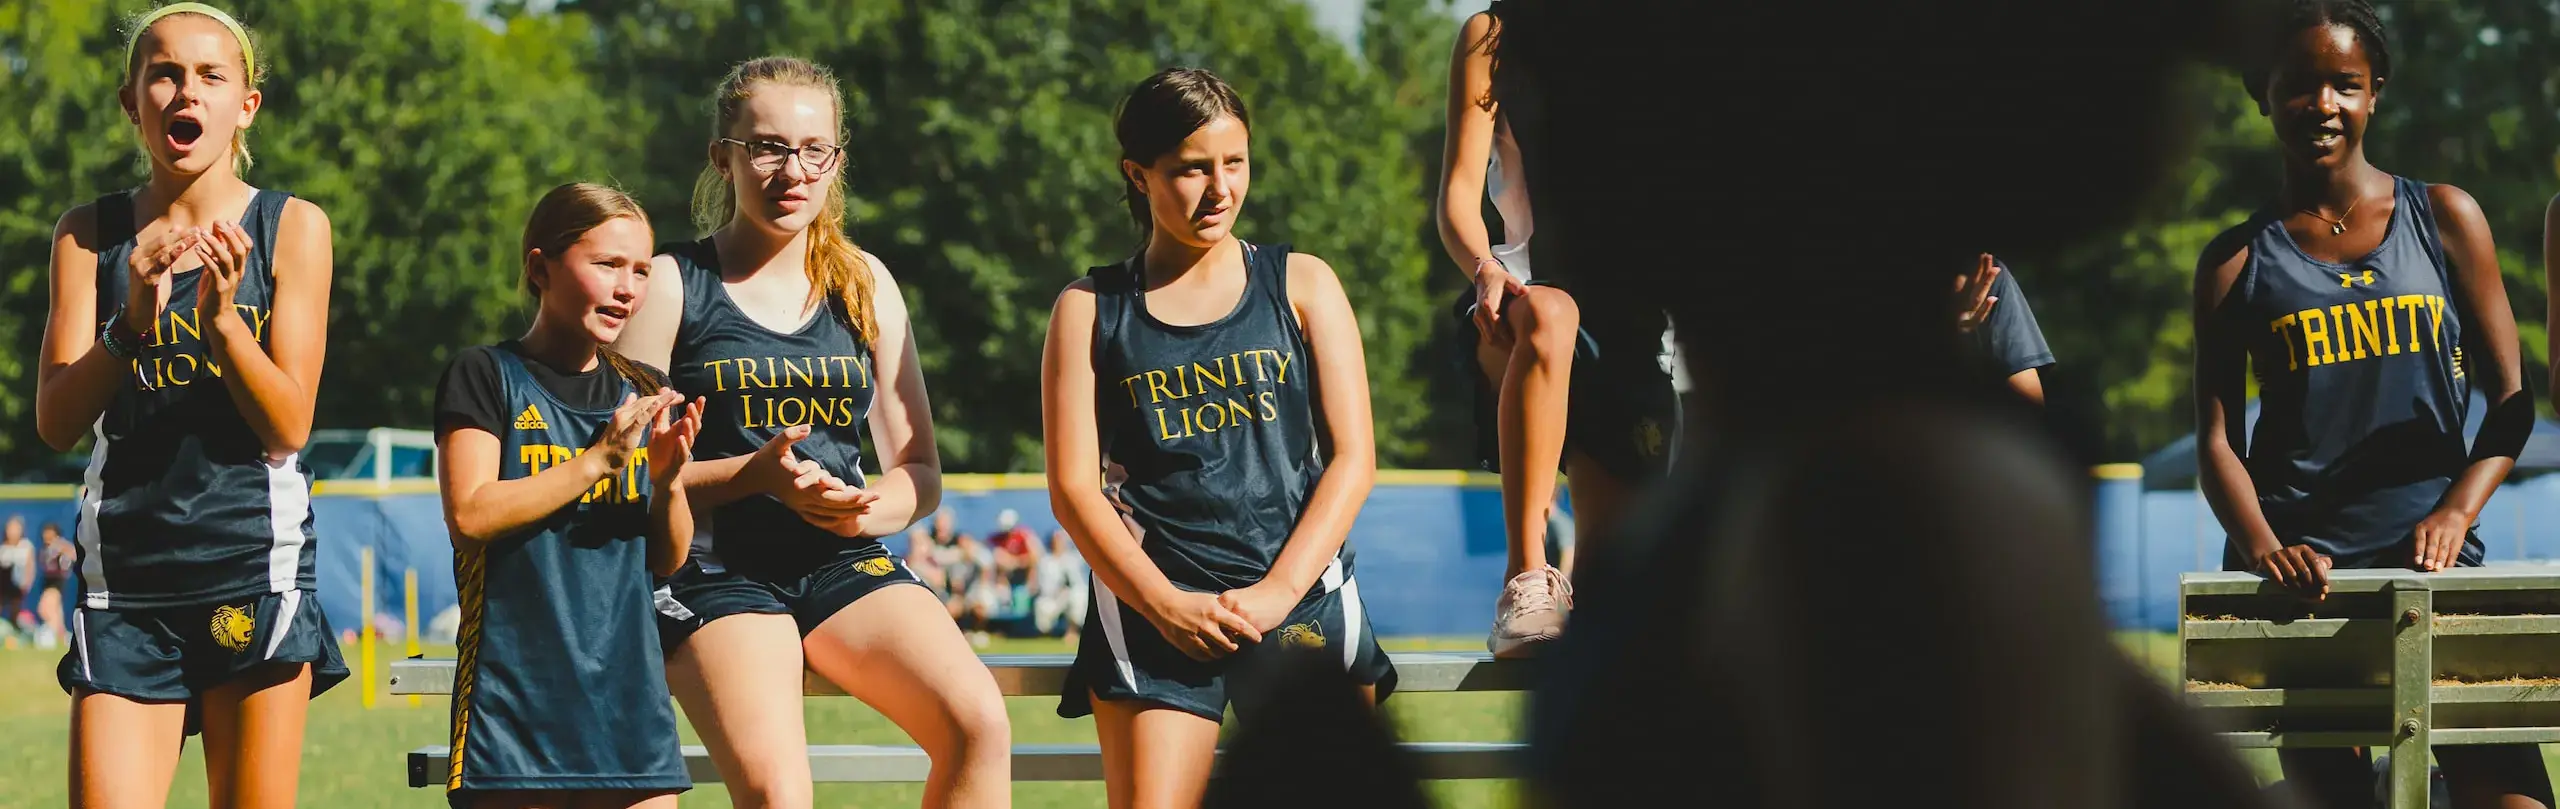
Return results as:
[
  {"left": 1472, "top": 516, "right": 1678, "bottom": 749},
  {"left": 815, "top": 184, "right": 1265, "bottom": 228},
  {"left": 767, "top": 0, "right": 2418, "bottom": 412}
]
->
[
  {"left": 35, "top": 522, "right": 74, "bottom": 648},
  {"left": 1034, "top": 529, "right": 1090, "bottom": 641},
  {"left": 904, "top": 524, "right": 946, "bottom": 594},
  {"left": 959, "top": 532, "right": 1004, "bottom": 635},
  {"left": 988, "top": 509, "right": 1040, "bottom": 624},
  {"left": 0, "top": 516, "right": 33, "bottom": 640}
]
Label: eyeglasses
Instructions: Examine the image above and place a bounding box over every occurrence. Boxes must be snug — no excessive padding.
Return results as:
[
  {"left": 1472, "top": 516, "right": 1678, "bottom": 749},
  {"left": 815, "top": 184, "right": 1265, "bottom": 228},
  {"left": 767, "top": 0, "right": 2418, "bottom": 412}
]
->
[{"left": 718, "top": 138, "right": 845, "bottom": 175}]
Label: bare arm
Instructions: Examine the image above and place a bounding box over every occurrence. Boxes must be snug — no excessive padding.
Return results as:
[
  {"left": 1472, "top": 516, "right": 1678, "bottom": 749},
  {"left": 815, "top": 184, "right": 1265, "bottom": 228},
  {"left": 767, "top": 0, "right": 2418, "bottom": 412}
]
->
[
  {"left": 2004, "top": 368, "right": 2045, "bottom": 406},
  {"left": 1434, "top": 12, "right": 1501, "bottom": 278},
  {"left": 437, "top": 427, "right": 619, "bottom": 549},
  {"left": 645, "top": 398, "right": 702, "bottom": 577},
  {"left": 612, "top": 255, "right": 685, "bottom": 372},
  {"left": 2425, "top": 184, "right": 2524, "bottom": 522},
  {"left": 647, "top": 474, "right": 693, "bottom": 577},
  {"left": 854, "top": 253, "right": 941, "bottom": 536},
  {"left": 34, "top": 205, "right": 128, "bottom": 451},
  {"left": 1259, "top": 255, "right": 1375, "bottom": 597},
  {"left": 611, "top": 254, "right": 762, "bottom": 506},
  {"left": 441, "top": 391, "right": 676, "bottom": 553},
  {"left": 207, "top": 199, "right": 330, "bottom": 456},
  {"left": 2544, "top": 194, "right": 2560, "bottom": 407},
  {"left": 1042, "top": 280, "right": 1183, "bottom": 616},
  {"left": 2192, "top": 236, "right": 2285, "bottom": 564}
]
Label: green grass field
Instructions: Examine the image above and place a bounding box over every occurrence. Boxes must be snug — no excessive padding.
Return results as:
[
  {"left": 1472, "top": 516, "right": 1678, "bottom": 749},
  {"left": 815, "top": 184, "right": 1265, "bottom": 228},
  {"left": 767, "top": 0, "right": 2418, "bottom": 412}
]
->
[
  {"left": 6, "top": 632, "right": 2556, "bottom": 807},
  {"left": 0, "top": 635, "right": 1524, "bottom": 809}
]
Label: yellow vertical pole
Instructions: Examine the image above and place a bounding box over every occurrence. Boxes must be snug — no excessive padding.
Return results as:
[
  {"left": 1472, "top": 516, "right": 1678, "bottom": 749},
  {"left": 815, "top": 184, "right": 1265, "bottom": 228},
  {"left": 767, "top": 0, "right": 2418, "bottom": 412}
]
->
[
  {"left": 404, "top": 568, "right": 421, "bottom": 707},
  {"left": 360, "top": 545, "right": 377, "bottom": 709}
]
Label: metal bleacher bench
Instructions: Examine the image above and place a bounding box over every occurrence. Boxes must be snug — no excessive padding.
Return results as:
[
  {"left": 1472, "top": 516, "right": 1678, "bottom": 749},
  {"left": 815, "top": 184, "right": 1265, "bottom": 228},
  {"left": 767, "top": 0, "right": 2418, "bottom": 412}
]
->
[
  {"left": 389, "top": 651, "right": 1531, "bottom": 787},
  {"left": 2179, "top": 567, "right": 2560, "bottom": 809}
]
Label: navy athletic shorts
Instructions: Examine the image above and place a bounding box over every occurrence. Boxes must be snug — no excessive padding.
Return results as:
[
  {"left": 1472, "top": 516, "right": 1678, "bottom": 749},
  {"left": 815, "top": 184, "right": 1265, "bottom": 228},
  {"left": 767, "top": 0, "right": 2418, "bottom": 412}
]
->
[
  {"left": 1059, "top": 558, "right": 1398, "bottom": 724},
  {"left": 58, "top": 589, "right": 349, "bottom": 736},
  {"left": 653, "top": 546, "right": 928, "bottom": 654}
]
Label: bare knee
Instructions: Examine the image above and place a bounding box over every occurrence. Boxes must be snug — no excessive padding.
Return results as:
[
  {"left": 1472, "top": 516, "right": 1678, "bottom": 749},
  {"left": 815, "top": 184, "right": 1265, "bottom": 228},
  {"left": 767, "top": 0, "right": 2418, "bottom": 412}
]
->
[
  {"left": 725, "top": 763, "right": 814, "bottom": 809},
  {"left": 935, "top": 690, "right": 1012, "bottom": 763},
  {"left": 1508, "top": 287, "right": 1580, "bottom": 355}
]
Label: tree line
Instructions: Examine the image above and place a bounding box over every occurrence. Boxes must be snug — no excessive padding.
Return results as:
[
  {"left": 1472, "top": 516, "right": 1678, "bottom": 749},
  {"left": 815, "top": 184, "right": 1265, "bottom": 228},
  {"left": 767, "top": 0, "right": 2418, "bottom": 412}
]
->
[{"left": 5, "top": 1, "right": 2558, "bottom": 475}]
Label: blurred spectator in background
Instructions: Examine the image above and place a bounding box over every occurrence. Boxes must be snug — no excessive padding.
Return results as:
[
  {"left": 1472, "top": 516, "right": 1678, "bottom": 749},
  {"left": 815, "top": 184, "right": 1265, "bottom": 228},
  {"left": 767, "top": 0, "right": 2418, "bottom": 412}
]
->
[
  {"left": 1951, "top": 254, "right": 2056, "bottom": 406},
  {"left": 1034, "top": 528, "right": 1089, "bottom": 641},
  {"left": 0, "top": 516, "right": 33, "bottom": 638},
  {"left": 35, "top": 522, "right": 74, "bottom": 648},
  {"left": 951, "top": 527, "right": 996, "bottom": 641},
  {"left": 907, "top": 524, "right": 947, "bottom": 593},
  {"left": 989, "top": 509, "right": 1039, "bottom": 624},
  {"left": 918, "top": 510, "right": 987, "bottom": 631},
  {"left": 1499, "top": 2, "right": 2281, "bottom": 808},
  {"left": 991, "top": 508, "right": 1038, "bottom": 572}
]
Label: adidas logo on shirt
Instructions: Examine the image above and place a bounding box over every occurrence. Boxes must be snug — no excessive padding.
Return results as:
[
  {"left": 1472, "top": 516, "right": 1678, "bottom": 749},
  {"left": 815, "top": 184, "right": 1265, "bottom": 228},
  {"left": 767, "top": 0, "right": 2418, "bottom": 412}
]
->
[{"left": 513, "top": 404, "right": 548, "bottom": 431}]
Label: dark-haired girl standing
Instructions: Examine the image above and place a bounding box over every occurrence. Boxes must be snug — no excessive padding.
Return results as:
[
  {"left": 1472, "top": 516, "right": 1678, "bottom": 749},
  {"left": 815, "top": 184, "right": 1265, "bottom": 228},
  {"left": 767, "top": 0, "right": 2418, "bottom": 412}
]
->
[
  {"left": 2195, "top": 2, "right": 2548, "bottom": 806},
  {"left": 1042, "top": 67, "right": 1397, "bottom": 808}
]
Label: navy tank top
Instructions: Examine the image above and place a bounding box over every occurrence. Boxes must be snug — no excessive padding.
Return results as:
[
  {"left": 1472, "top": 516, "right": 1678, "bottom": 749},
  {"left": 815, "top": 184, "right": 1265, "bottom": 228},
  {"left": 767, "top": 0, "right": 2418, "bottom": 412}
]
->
[
  {"left": 79, "top": 189, "right": 318, "bottom": 609},
  {"left": 448, "top": 347, "right": 677, "bottom": 785},
  {"left": 2224, "top": 175, "right": 2475, "bottom": 569},
  {"left": 663, "top": 238, "right": 878, "bottom": 581},
  {"left": 1090, "top": 242, "right": 1344, "bottom": 592}
]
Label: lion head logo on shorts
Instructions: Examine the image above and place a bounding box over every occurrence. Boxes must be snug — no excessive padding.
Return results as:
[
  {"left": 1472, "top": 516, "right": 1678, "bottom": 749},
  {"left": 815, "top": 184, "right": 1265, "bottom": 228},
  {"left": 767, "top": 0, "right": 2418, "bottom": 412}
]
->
[
  {"left": 1278, "top": 621, "right": 1327, "bottom": 650},
  {"left": 209, "top": 604, "right": 256, "bottom": 653},
  {"left": 1634, "top": 418, "right": 1666, "bottom": 459},
  {"left": 854, "top": 556, "right": 897, "bottom": 577}
]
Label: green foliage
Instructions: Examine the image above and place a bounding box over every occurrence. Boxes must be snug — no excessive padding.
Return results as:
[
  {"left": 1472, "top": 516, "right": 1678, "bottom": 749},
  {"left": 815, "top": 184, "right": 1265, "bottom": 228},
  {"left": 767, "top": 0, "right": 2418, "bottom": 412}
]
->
[
  {"left": 559, "top": 0, "right": 1463, "bottom": 470},
  {"left": 0, "top": 0, "right": 1469, "bottom": 475},
  {"left": 16, "top": 1, "right": 2556, "bottom": 472},
  {"left": 0, "top": 0, "right": 618, "bottom": 470}
]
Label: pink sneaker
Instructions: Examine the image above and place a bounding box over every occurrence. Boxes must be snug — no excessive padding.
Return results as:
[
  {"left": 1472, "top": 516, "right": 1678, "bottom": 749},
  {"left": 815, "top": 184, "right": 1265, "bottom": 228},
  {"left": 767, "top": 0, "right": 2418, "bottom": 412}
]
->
[{"left": 1488, "top": 565, "right": 1572, "bottom": 659}]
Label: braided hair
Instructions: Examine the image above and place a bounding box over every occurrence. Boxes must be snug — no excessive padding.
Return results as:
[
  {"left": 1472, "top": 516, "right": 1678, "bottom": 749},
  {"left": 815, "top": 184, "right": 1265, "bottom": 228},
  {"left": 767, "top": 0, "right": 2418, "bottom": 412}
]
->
[{"left": 2241, "top": 0, "right": 2390, "bottom": 108}]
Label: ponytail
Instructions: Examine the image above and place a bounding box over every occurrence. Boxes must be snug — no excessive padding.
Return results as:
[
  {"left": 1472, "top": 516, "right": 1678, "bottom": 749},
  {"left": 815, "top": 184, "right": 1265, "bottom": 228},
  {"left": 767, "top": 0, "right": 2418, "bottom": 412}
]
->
[
  {"left": 804, "top": 180, "right": 880, "bottom": 346},
  {"left": 598, "top": 348, "right": 664, "bottom": 396}
]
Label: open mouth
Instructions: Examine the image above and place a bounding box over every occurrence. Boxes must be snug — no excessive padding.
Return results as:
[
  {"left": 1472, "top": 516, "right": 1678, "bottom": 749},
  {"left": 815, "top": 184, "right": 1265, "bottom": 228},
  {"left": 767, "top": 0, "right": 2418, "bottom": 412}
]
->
[
  {"left": 167, "top": 119, "right": 205, "bottom": 149},
  {"left": 595, "top": 304, "right": 631, "bottom": 322}
]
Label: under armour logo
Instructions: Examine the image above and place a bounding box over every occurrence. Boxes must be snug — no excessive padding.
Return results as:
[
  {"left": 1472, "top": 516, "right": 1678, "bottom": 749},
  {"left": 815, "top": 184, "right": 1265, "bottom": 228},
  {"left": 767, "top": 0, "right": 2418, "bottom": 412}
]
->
[{"left": 2339, "top": 270, "right": 2376, "bottom": 288}]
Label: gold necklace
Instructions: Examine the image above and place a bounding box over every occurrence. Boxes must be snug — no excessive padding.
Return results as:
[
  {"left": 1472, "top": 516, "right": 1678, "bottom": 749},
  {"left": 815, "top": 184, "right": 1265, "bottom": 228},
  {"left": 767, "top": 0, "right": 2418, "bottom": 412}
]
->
[{"left": 2303, "top": 196, "right": 2360, "bottom": 236}]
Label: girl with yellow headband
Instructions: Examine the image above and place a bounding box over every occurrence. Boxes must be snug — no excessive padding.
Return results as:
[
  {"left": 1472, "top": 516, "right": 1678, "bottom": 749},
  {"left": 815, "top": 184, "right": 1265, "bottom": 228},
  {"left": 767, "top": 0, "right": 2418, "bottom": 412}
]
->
[{"left": 34, "top": 4, "right": 344, "bottom": 807}]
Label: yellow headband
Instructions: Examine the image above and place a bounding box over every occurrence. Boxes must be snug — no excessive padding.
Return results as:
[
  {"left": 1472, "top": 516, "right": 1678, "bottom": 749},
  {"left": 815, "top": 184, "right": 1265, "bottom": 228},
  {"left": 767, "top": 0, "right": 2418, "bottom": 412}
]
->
[{"left": 125, "top": 3, "right": 256, "bottom": 83}]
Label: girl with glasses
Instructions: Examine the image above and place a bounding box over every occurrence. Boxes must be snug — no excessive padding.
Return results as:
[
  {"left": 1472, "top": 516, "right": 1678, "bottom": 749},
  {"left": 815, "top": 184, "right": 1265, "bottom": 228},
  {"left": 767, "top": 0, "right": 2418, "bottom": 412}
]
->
[{"left": 609, "top": 55, "right": 1011, "bottom": 809}]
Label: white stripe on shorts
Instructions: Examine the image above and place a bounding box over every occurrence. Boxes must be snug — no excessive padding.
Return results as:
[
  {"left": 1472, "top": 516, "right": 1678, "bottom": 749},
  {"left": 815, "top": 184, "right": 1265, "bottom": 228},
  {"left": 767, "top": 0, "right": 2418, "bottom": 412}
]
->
[
  {"left": 653, "top": 586, "right": 696, "bottom": 621},
  {"left": 265, "top": 589, "right": 302, "bottom": 659},
  {"left": 75, "top": 609, "right": 92, "bottom": 680},
  {"left": 76, "top": 421, "right": 111, "bottom": 608},
  {"left": 1339, "top": 576, "right": 1364, "bottom": 671},
  {"left": 264, "top": 454, "right": 312, "bottom": 594},
  {"left": 1093, "top": 572, "right": 1138, "bottom": 690}
]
